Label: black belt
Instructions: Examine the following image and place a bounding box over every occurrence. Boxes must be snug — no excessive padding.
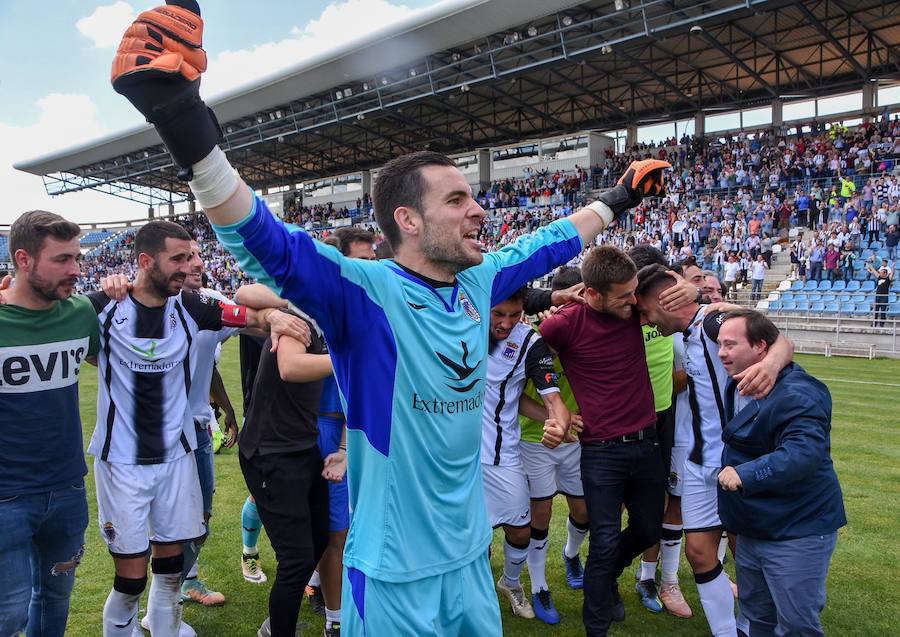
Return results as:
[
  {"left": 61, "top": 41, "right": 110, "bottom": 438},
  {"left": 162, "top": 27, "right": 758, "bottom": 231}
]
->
[{"left": 598, "top": 425, "right": 657, "bottom": 445}]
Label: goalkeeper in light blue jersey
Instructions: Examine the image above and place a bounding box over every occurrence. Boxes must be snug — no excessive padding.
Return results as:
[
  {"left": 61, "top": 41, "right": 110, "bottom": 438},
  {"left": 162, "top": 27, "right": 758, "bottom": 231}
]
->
[{"left": 109, "top": 4, "right": 668, "bottom": 633}]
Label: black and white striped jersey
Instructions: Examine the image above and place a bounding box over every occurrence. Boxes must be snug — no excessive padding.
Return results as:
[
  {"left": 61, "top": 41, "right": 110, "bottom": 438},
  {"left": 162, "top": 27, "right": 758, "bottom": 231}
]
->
[
  {"left": 86, "top": 291, "right": 237, "bottom": 465},
  {"left": 680, "top": 306, "right": 730, "bottom": 467},
  {"left": 671, "top": 337, "right": 694, "bottom": 451},
  {"left": 189, "top": 288, "right": 242, "bottom": 423},
  {"left": 481, "top": 323, "right": 558, "bottom": 466}
]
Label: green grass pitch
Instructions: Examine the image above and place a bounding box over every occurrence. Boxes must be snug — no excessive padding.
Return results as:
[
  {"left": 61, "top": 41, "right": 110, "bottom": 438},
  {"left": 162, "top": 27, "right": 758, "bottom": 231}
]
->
[{"left": 62, "top": 346, "right": 899, "bottom": 635}]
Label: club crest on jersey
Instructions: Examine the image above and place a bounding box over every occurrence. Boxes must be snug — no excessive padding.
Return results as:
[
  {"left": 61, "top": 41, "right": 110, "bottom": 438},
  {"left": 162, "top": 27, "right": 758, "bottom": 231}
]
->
[
  {"left": 502, "top": 342, "right": 518, "bottom": 360},
  {"left": 459, "top": 292, "right": 481, "bottom": 324},
  {"left": 169, "top": 312, "right": 177, "bottom": 329}
]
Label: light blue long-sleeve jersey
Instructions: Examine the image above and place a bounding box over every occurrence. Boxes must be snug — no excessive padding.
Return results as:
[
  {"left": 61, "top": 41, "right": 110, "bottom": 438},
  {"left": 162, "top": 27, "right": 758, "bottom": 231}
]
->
[{"left": 214, "top": 195, "right": 582, "bottom": 582}]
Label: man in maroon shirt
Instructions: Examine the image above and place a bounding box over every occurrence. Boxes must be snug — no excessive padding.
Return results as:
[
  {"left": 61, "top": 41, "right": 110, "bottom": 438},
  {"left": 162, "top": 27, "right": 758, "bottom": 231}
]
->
[{"left": 540, "top": 246, "right": 691, "bottom": 636}]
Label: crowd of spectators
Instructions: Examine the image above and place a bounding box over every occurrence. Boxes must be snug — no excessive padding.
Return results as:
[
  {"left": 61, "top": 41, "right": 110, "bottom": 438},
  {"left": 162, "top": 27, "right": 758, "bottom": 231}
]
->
[
  {"left": 68, "top": 114, "right": 899, "bottom": 314},
  {"left": 475, "top": 166, "right": 588, "bottom": 209}
]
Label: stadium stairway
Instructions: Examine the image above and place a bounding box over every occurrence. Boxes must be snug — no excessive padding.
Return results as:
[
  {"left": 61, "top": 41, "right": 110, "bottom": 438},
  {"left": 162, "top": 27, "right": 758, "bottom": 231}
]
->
[{"left": 728, "top": 250, "right": 792, "bottom": 309}]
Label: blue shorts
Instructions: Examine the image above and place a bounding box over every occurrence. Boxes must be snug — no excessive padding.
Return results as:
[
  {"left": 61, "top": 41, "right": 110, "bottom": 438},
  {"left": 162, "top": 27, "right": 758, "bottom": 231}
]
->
[
  {"left": 317, "top": 416, "right": 349, "bottom": 532},
  {"left": 342, "top": 554, "right": 501, "bottom": 637},
  {"left": 193, "top": 421, "right": 215, "bottom": 517}
]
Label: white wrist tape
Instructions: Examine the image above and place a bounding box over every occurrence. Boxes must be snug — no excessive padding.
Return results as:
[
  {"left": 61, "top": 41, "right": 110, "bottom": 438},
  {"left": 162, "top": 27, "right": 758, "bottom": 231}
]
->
[
  {"left": 189, "top": 146, "right": 240, "bottom": 210},
  {"left": 586, "top": 201, "right": 614, "bottom": 229}
]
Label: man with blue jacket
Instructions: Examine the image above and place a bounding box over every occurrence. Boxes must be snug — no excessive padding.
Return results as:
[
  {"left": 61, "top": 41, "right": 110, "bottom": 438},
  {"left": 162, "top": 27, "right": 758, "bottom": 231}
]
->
[{"left": 716, "top": 309, "right": 846, "bottom": 637}]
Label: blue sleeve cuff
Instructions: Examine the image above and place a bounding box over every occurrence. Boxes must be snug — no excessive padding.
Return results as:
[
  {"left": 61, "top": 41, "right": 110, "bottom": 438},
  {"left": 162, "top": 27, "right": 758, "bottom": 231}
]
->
[{"left": 210, "top": 187, "right": 258, "bottom": 235}]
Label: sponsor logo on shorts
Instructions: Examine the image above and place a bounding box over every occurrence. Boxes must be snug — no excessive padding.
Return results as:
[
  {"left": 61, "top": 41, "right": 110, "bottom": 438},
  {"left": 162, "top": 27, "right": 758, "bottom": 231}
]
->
[
  {"left": 668, "top": 471, "right": 679, "bottom": 490},
  {"left": 103, "top": 522, "right": 117, "bottom": 544}
]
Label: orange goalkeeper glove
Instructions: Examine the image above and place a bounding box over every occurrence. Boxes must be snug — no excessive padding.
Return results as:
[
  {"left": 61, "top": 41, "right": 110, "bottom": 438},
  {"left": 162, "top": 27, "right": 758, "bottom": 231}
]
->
[
  {"left": 597, "top": 159, "right": 670, "bottom": 216},
  {"left": 111, "top": 1, "right": 221, "bottom": 179}
]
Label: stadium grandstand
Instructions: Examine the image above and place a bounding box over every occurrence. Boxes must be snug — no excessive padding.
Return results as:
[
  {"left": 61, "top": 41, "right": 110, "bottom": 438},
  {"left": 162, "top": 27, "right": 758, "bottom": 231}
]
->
[{"left": 11, "top": 0, "right": 900, "bottom": 359}]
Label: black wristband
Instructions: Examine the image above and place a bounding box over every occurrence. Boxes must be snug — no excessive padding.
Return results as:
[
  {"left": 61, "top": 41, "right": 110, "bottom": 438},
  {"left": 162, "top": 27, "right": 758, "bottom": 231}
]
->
[
  {"left": 147, "top": 90, "right": 223, "bottom": 180},
  {"left": 597, "top": 183, "right": 639, "bottom": 217}
]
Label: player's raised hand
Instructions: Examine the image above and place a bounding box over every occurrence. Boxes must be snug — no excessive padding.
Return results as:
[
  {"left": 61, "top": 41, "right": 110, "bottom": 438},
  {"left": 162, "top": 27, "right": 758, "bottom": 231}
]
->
[
  {"left": 596, "top": 159, "right": 670, "bottom": 217},
  {"left": 111, "top": 1, "right": 221, "bottom": 178}
]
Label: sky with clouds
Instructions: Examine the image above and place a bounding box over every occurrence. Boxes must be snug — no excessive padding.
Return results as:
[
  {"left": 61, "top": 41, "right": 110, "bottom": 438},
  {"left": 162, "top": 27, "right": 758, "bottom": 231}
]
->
[{"left": 0, "top": 0, "right": 443, "bottom": 224}]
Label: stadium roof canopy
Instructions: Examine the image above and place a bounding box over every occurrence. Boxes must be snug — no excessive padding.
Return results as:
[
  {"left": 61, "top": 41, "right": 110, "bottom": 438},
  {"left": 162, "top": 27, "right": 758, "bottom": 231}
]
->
[{"left": 16, "top": 0, "right": 900, "bottom": 206}]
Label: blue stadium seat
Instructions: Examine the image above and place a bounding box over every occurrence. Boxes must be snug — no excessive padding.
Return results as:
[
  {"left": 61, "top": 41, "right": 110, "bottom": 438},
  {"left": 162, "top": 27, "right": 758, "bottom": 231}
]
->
[
  {"left": 861, "top": 280, "right": 876, "bottom": 292},
  {"left": 893, "top": 279, "right": 900, "bottom": 291},
  {"left": 804, "top": 280, "right": 818, "bottom": 291},
  {"left": 837, "top": 294, "right": 851, "bottom": 303},
  {"left": 877, "top": 250, "right": 890, "bottom": 260},
  {"left": 821, "top": 293, "right": 836, "bottom": 302},
  {"left": 817, "top": 280, "right": 832, "bottom": 290},
  {"left": 768, "top": 300, "right": 782, "bottom": 312},
  {"left": 790, "top": 280, "right": 804, "bottom": 291},
  {"left": 824, "top": 302, "right": 840, "bottom": 314},
  {"left": 780, "top": 293, "right": 794, "bottom": 302},
  {"left": 861, "top": 249, "right": 874, "bottom": 260},
  {"left": 846, "top": 280, "right": 861, "bottom": 292},
  {"left": 869, "top": 241, "right": 882, "bottom": 250},
  {"left": 889, "top": 293, "right": 898, "bottom": 304},
  {"left": 781, "top": 301, "right": 797, "bottom": 313},
  {"left": 850, "top": 294, "right": 866, "bottom": 304},
  {"left": 888, "top": 303, "right": 900, "bottom": 318},
  {"left": 810, "top": 301, "right": 825, "bottom": 313},
  {"left": 853, "top": 302, "right": 872, "bottom": 316},
  {"left": 839, "top": 302, "right": 855, "bottom": 315},
  {"left": 807, "top": 293, "right": 822, "bottom": 302},
  {"left": 854, "top": 269, "right": 868, "bottom": 280},
  {"left": 795, "top": 300, "right": 809, "bottom": 313},
  {"left": 831, "top": 280, "right": 846, "bottom": 291}
]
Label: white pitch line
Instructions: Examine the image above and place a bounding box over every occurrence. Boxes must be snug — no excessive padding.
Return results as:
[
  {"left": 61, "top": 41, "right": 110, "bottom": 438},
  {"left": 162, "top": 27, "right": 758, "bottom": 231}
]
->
[{"left": 817, "top": 377, "right": 900, "bottom": 388}]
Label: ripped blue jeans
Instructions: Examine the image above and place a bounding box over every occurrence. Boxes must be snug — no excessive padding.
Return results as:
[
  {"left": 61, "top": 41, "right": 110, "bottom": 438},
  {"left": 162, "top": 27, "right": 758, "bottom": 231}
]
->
[{"left": 0, "top": 482, "right": 88, "bottom": 637}]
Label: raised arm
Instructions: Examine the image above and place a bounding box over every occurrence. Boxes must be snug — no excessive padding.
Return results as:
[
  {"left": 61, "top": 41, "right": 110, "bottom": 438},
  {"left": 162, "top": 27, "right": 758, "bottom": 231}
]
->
[
  {"left": 108, "top": 2, "right": 362, "bottom": 341},
  {"left": 568, "top": 159, "right": 670, "bottom": 245}
]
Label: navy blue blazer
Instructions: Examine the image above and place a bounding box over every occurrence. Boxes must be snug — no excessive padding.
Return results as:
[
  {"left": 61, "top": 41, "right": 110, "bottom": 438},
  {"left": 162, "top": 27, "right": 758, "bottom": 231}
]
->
[{"left": 718, "top": 363, "right": 847, "bottom": 540}]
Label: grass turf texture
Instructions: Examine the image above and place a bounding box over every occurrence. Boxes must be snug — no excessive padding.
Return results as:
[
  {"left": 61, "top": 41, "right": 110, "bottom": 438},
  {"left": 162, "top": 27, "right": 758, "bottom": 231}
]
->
[{"left": 64, "top": 346, "right": 898, "bottom": 636}]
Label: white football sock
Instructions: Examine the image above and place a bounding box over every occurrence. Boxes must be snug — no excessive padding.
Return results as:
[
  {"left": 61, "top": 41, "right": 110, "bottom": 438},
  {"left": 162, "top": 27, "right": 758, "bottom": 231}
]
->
[
  {"left": 146, "top": 573, "right": 183, "bottom": 636},
  {"left": 308, "top": 570, "right": 321, "bottom": 587},
  {"left": 564, "top": 516, "right": 589, "bottom": 559},
  {"left": 526, "top": 531, "right": 550, "bottom": 594},
  {"left": 660, "top": 523, "right": 683, "bottom": 584},
  {"left": 325, "top": 607, "right": 341, "bottom": 629},
  {"left": 695, "top": 566, "right": 736, "bottom": 637},
  {"left": 103, "top": 590, "right": 140, "bottom": 637},
  {"left": 640, "top": 559, "right": 658, "bottom": 582},
  {"left": 502, "top": 539, "right": 529, "bottom": 584}
]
